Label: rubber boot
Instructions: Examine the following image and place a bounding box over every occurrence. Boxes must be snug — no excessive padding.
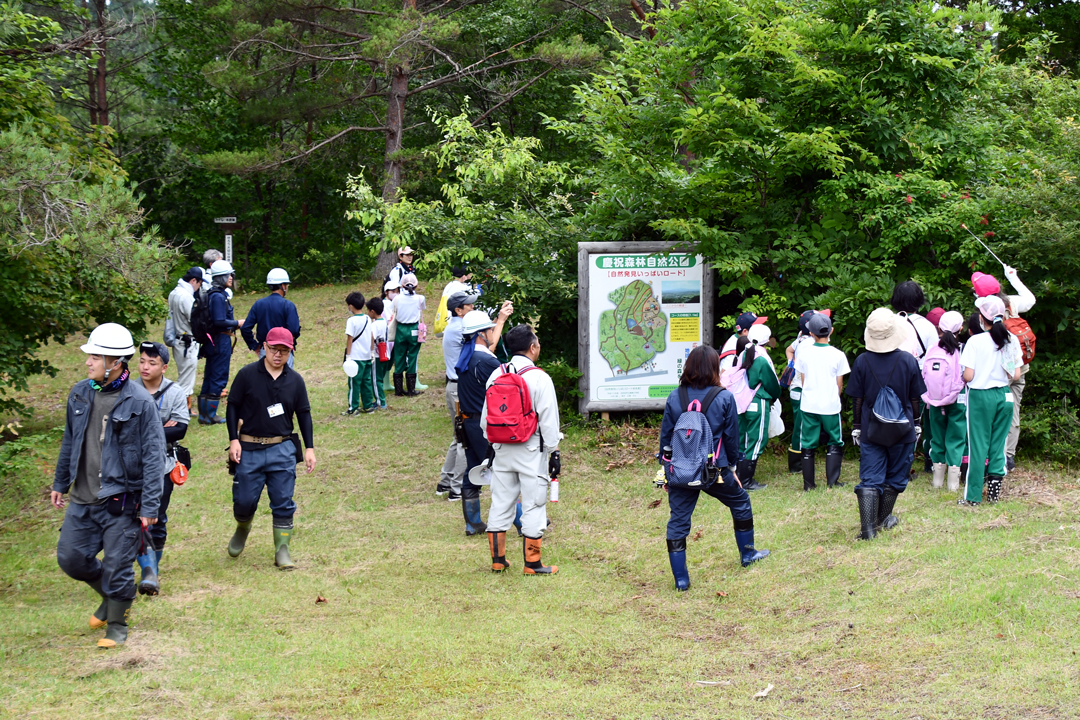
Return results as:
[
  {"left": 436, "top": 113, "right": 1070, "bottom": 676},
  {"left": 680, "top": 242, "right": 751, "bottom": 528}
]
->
[
  {"left": 788, "top": 447, "right": 801, "bottom": 473},
  {"left": 877, "top": 487, "right": 900, "bottom": 530},
  {"left": 96, "top": 598, "right": 132, "bottom": 648},
  {"left": 801, "top": 448, "right": 816, "bottom": 491},
  {"left": 1006, "top": 455, "right": 1016, "bottom": 473},
  {"left": 273, "top": 526, "right": 296, "bottom": 570},
  {"left": 204, "top": 395, "right": 226, "bottom": 425},
  {"left": 947, "top": 465, "right": 961, "bottom": 492},
  {"left": 88, "top": 577, "right": 108, "bottom": 630},
  {"left": 136, "top": 551, "right": 160, "bottom": 596},
  {"left": 825, "top": 445, "right": 845, "bottom": 488},
  {"left": 742, "top": 459, "right": 766, "bottom": 491},
  {"left": 488, "top": 531, "right": 510, "bottom": 572},
  {"left": 522, "top": 536, "right": 557, "bottom": 575},
  {"left": 406, "top": 373, "right": 424, "bottom": 396},
  {"left": 959, "top": 459, "right": 968, "bottom": 487},
  {"left": 513, "top": 501, "right": 523, "bottom": 537},
  {"left": 931, "top": 462, "right": 946, "bottom": 489},
  {"left": 415, "top": 379, "right": 429, "bottom": 391},
  {"left": 734, "top": 528, "right": 770, "bottom": 567},
  {"left": 393, "top": 374, "right": 406, "bottom": 397},
  {"left": 197, "top": 395, "right": 210, "bottom": 425},
  {"left": 923, "top": 453, "right": 932, "bottom": 474},
  {"left": 228, "top": 519, "right": 253, "bottom": 557},
  {"left": 462, "top": 491, "right": 487, "bottom": 536},
  {"left": 736, "top": 459, "right": 752, "bottom": 489},
  {"left": 855, "top": 487, "right": 879, "bottom": 541},
  {"left": 986, "top": 475, "right": 1003, "bottom": 504},
  {"left": 666, "top": 538, "right": 690, "bottom": 591}
]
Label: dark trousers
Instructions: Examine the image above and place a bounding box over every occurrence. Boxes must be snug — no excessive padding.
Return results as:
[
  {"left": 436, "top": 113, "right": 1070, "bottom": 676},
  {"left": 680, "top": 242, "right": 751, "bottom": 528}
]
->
[
  {"left": 149, "top": 475, "right": 173, "bottom": 549},
  {"left": 855, "top": 441, "right": 915, "bottom": 494},
  {"left": 57, "top": 501, "right": 141, "bottom": 600},
  {"left": 200, "top": 336, "right": 232, "bottom": 395},
  {"left": 232, "top": 442, "right": 297, "bottom": 525},
  {"left": 462, "top": 417, "right": 489, "bottom": 495},
  {"left": 666, "top": 467, "right": 754, "bottom": 540}
]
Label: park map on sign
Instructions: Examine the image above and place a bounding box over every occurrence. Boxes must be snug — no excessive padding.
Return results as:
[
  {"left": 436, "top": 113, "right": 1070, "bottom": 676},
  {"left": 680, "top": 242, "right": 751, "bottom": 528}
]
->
[{"left": 598, "top": 280, "right": 668, "bottom": 374}]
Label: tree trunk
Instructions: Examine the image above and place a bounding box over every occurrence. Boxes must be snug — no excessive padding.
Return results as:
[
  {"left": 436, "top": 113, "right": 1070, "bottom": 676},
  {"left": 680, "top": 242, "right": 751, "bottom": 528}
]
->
[
  {"left": 374, "top": 63, "right": 409, "bottom": 279},
  {"left": 93, "top": 0, "right": 109, "bottom": 126}
]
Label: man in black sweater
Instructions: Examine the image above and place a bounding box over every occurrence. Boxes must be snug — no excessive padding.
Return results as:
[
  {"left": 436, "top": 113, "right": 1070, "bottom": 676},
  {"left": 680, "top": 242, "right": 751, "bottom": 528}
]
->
[{"left": 225, "top": 327, "right": 316, "bottom": 569}]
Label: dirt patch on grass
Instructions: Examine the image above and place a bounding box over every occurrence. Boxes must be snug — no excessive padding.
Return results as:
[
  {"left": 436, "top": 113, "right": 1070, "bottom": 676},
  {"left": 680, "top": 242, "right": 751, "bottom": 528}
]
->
[
  {"left": 1004, "top": 469, "right": 1065, "bottom": 508},
  {"left": 73, "top": 630, "right": 186, "bottom": 679}
]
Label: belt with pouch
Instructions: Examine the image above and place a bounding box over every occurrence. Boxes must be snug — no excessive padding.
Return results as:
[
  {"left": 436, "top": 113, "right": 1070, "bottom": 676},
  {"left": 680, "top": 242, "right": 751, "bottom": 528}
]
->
[{"left": 239, "top": 434, "right": 288, "bottom": 445}]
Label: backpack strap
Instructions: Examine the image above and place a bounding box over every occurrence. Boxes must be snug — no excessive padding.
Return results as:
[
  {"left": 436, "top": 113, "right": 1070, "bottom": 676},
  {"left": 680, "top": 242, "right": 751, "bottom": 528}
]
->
[
  {"left": 677, "top": 386, "right": 721, "bottom": 416},
  {"left": 699, "top": 386, "right": 722, "bottom": 416},
  {"left": 905, "top": 316, "right": 927, "bottom": 357}
]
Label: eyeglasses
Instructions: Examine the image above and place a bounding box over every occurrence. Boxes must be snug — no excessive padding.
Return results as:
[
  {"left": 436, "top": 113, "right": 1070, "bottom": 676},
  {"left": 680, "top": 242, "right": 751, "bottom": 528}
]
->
[{"left": 266, "top": 346, "right": 291, "bottom": 356}]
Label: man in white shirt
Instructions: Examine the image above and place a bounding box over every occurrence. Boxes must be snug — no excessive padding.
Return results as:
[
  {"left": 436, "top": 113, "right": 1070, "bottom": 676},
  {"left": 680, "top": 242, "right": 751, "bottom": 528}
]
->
[
  {"left": 167, "top": 267, "right": 203, "bottom": 411},
  {"left": 481, "top": 325, "right": 561, "bottom": 576}
]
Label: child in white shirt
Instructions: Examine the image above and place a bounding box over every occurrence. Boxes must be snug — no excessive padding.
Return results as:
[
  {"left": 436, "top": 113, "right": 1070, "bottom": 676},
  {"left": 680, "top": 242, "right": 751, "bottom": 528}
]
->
[{"left": 794, "top": 313, "right": 851, "bottom": 490}]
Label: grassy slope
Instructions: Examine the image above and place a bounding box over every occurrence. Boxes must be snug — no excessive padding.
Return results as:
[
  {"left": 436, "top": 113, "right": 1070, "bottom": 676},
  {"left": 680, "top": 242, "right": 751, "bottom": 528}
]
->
[{"left": 1, "top": 283, "right": 1079, "bottom": 719}]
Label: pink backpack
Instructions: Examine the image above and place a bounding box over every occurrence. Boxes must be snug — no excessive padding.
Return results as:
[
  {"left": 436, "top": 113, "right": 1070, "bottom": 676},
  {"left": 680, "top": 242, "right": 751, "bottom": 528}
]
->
[{"left": 921, "top": 342, "right": 964, "bottom": 407}]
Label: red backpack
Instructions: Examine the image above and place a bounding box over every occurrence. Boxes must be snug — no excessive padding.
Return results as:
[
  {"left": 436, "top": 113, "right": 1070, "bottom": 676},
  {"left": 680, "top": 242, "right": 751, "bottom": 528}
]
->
[
  {"left": 1004, "top": 317, "right": 1037, "bottom": 365},
  {"left": 486, "top": 364, "right": 541, "bottom": 444}
]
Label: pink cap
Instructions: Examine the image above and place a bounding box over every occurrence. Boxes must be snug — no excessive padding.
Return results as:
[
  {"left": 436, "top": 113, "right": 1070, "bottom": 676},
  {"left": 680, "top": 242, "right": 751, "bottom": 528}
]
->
[
  {"left": 265, "top": 327, "right": 295, "bottom": 350},
  {"left": 925, "top": 307, "right": 945, "bottom": 327},
  {"left": 971, "top": 272, "right": 1001, "bottom": 298}
]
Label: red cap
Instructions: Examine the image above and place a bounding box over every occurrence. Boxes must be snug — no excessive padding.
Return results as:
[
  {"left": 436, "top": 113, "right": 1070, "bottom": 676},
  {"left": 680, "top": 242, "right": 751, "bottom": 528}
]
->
[
  {"left": 971, "top": 272, "right": 1001, "bottom": 298},
  {"left": 926, "top": 307, "right": 945, "bottom": 327},
  {"left": 817, "top": 309, "right": 832, "bottom": 318},
  {"left": 265, "top": 327, "right": 294, "bottom": 350},
  {"left": 753, "top": 316, "right": 769, "bottom": 325}
]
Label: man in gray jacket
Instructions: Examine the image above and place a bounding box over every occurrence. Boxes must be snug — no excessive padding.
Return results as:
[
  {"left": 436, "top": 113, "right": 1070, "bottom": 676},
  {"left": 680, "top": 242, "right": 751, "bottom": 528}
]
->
[
  {"left": 50, "top": 323, "right": 166, "bottom": 648},
  {"left": 168, "top": 267, "right": 203, "bottom": 410}
]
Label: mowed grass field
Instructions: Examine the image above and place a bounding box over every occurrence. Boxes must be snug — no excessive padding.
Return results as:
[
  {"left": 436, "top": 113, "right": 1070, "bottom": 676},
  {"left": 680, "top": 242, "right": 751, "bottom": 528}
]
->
[{"left": 1, "top": 283, "right": 1079, "bottom": 719}]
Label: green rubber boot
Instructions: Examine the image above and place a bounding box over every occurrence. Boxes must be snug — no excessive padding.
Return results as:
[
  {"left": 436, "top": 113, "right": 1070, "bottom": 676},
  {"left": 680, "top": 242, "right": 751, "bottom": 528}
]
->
[
  {"left": 97, "top": 598, "right": 133, "bottom": 648},
  {"left": 88, "top": 577, "right": 108, "bottom": 629},
  {"left": 228, "top": 519, "right": 253, "bottom": 558},
  {"left": 273, "top": 526, "right": 296, "bottom": 570}
]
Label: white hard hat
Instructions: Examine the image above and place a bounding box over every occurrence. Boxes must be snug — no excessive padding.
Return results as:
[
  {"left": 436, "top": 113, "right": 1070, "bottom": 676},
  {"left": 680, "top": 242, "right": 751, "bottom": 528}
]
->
[
  {"left": 210, "top": 259, "right": 235, "bottom": 277},
  {"left": 461, "top": 309, "right": 495, "bottom": 335},
  {"left": 81, "top": 323, "right": 135, "bottom": 357},
  {"left": 383, "top": 279, "right": 401, "bottom": 292},
  {"left": 342, "top": 359, "right": 359, "bottom": 378},
  {"left": 747, "top": 323, "right": 772, "bottom": 346},
  {"left": 468, "top": 459, "right": 493, "bottom": 486},
  {"left": 266, "top": 267, "right": 290, "bottom": 285}
]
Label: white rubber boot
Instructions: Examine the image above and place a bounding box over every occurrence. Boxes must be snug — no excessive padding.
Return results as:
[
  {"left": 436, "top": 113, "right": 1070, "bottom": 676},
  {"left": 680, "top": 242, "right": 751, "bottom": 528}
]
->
[
  {"left": 932, "top": 463, "right": 946, "bottom": 489},
  {"left": 946, "top": 466, "right": 961, "bottom": 492}
]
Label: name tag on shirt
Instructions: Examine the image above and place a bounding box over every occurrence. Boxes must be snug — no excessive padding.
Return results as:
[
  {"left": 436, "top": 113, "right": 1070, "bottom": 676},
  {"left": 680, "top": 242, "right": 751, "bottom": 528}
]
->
[{"left": 267, "top": 403, "right": 285, "bottom": 418}]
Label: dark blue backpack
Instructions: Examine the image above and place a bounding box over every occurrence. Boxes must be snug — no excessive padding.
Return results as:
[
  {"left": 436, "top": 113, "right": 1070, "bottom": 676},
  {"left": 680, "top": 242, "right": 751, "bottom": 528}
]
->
[
  {"left": 865, "top": 355, "right": 912, "bottom": 447},
  {"left": 664, "top": 387, "right": 723, "bottom": 489}
]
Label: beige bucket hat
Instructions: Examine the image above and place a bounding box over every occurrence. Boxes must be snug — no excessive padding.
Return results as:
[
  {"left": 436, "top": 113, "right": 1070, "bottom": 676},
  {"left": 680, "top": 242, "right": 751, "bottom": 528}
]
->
[{"left": 864, "top": 308, "right": 909, "bottom": 352}]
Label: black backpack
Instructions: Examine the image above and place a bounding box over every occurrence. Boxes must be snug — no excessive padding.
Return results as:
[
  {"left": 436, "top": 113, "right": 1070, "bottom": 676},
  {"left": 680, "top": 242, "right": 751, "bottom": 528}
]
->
[{"left": 189, "top": 288, "right": 222, "bottom": 347}]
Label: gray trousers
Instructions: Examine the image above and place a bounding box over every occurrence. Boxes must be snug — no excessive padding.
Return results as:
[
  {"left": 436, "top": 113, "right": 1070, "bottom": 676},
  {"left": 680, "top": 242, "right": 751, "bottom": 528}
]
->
[
  {"left": 1006, "top": 372, "right": 1026, "bottom": 457},
  {"left": 173, "top": 339, "right": 200, "bottom": 396},
  {"left": 487, "top": 447, "right": 549, "bottom": 538},
  {"left": 440, "top": 381, "right": 465, "bottom": 492},
  {"left": 57, "top": 501, "right": 140, "bottom": 601}
]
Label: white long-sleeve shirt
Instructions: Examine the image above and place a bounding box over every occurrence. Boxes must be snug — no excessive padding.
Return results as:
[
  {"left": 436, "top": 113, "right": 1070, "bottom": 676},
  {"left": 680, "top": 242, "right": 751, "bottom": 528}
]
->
[
  {"left": 481, "top": 355, "right": 561, "bottom": 473},
  {"left": 1004, "top": 268, "right": 1036, "bottom": 317}
]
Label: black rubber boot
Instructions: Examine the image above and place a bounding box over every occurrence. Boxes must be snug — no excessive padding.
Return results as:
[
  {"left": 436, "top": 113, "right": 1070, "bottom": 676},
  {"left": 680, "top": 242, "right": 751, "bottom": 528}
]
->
[
  {"left": 406, "top": 373, "right": 424, "bottom": 396},
  {"left": 97, "top": 598, "right": 132, "bottom": 648},
  {"left": 742, "top": 459, "right": 766, "bottom": 491},
  {"left": 923, "top": 453, "right": 933, "bottom": 474},
  {"left": 393, "top": 374, "right": 406, "bottom": 397},
  {"left": 88, "top": 576, "right": 108, "bottom": 630},
  {"left": 788, "top": 448, "right": 802, "bottom": 473},
  {"left": 877, "top": 487, "right": 900, "bottom": 530},
  {"left": 462, "top": 488, "right": 487, "bottom": 536},
  {"left": 801, "top": 448, "right": 816, "bottom": 491},
  {"left": 228, "top": 519, "right": 253, "bottom": 558},
  {"left": 204, "top": 395, "right": 226, "bottom": 424},
  {"left": 825, "top": 445, "right": 845, "bottom": 488},
  {"left": 736, "top": 459, "right": 752, "bottom": 488},
  {"left": 986, "top": 475, "right": 1004, "bottom": 504},
  {"left": 855, "top": 487, "right": 879, "bottom": 541}
]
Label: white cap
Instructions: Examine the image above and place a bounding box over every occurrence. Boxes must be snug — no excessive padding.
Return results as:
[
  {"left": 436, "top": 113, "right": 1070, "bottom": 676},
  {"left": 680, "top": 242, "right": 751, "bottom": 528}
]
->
[
  {"left": 747, "top": 323, "right": 771, "bottom": 346},
  {"left": 210, "top": 259, "right": 235, "bottom": 277},
  {"left": 398, "top": 246, "right": 415, "bottom": 256},
  {"left": 401, "top": 273, "right": 418, "bottom": 289},
  {"left": 461, "top": 309, "right": 495, "bottom": 335},
  {"left": 266, "top": 267, "right": 290, "bottom": 285},
  {"left": 81, "top": 323, "right": 135, "bottom": 357},
  {"left": 384, "top": 279, "right": 401, "bottom": 292}
]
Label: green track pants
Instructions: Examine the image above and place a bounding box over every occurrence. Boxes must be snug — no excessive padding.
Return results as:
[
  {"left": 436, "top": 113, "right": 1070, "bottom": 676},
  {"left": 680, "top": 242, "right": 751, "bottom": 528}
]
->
[
  {"left": 965, "top": 387, "right": 1012, "bottom": 503},
  {"left": 927, "top": 401, "right": 966, "bottom": 467}
]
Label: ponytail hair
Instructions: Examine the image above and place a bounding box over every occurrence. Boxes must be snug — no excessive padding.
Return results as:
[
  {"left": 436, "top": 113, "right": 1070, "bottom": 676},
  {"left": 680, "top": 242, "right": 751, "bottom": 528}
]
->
[
  {"left": 988, "top": 316, "right": 1010, "bottom": 351},
  {"left": 738, "top": 335, "right": 755, "bottom": 371},
  {"left": 939, "top": 329, "right": 960, "bottom": 355}
]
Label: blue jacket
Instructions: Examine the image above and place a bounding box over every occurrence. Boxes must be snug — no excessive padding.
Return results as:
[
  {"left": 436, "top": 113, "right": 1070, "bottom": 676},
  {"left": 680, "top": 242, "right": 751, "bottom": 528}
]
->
[
  {"left": 52, "top": 379, "right": 167, "bottom": 518},
  {"left": 205, "top": 288, "right": 238, "bottom": 355},
  {"left": 660, "top": 385, "right": 744, "bottom": 468},
  {"left": 241, "top": 292, "right": 301, "bottom": 350}
]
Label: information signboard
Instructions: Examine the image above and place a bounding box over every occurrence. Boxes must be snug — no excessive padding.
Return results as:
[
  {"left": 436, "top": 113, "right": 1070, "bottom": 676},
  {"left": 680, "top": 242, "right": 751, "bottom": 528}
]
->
[{"left": 577, "top": 242, "right": 714, "bottom": 415}]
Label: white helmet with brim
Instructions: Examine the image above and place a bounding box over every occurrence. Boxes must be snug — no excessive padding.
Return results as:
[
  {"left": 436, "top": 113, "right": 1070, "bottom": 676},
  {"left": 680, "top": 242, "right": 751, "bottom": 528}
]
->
[{"left": 81, "top": 323, "right": 135, "bottom": 357}]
